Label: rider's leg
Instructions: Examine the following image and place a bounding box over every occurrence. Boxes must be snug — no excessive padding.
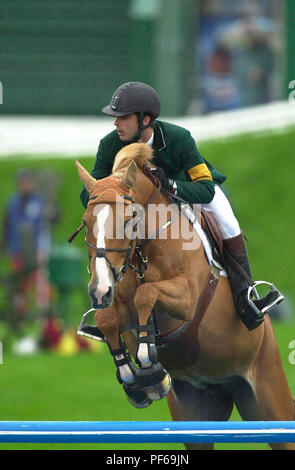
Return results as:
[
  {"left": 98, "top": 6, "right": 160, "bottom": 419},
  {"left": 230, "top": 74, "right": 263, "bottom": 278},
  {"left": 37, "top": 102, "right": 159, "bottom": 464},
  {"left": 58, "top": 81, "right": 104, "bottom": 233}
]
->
[
  {"left": 201, "top": 185, "right": 283, "bottom": 330},
  {"left": 201, "top": 185, "right": 241, "bottom": 240}
]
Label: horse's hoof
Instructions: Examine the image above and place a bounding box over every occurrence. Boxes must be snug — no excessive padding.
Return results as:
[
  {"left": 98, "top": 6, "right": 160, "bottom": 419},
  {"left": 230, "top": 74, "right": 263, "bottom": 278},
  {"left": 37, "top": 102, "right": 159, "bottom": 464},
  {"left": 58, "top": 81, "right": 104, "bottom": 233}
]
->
[
  {"left": 122, "top": 383, "right": 152, "bottom": 409},
  {"left": 144, "top": 372, "right": 171, "bottom": 401},
  {"left": 136, "top": 362, "right": 171, "bottom": 401}
]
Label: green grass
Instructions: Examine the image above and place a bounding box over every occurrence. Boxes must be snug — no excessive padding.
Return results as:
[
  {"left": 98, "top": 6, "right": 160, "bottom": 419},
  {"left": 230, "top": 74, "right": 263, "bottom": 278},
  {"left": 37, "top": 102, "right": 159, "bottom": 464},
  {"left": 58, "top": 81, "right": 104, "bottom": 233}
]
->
[
  {"left": 0, "top": 318, "right": 294, "bottom": 450},
  {"left": 0, "top": 348, "right": 181, "bottom": 450},
  {"left": 0, "top": 127, "right": 295, "bottom": 450}
]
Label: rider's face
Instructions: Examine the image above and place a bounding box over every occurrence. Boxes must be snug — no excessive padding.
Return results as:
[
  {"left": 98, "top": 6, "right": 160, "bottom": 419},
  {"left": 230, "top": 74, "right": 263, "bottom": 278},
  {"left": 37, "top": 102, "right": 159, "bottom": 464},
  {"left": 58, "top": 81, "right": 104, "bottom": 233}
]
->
[{"left": 114, "top": 114, "right": 139, "bottom": 142}]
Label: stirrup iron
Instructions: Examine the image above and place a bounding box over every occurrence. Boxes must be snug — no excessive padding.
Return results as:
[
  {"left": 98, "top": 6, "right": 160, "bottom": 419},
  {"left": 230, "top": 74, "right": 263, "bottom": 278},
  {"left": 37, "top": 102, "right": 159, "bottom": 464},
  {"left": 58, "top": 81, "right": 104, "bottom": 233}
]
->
[
  {"left": 77, "top": 308, "right": 106, "bottom": 343},
  {"left": 247, "top": 281, "right": 284, "bottom": 316}
]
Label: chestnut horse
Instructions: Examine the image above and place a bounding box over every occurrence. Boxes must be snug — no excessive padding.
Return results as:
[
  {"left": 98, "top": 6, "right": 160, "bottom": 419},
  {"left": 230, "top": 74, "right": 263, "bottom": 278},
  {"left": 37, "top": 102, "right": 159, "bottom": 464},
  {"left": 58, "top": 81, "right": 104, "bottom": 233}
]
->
[{"left": 74, "top": 143, "right": 294, "bottom": 450}]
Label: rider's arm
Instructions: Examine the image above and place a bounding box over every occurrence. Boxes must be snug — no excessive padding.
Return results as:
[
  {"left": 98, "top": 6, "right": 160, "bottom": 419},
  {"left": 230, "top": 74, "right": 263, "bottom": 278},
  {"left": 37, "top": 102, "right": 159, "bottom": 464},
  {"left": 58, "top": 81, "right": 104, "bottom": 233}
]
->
[{"left": 173, "top": 131, "right": 215, "bottom": 204}]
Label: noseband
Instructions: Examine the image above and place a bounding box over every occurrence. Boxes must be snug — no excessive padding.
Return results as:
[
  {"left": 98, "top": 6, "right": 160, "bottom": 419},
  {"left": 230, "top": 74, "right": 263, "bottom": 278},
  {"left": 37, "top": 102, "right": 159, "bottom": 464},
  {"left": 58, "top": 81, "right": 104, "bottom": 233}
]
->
[{"left": 84, "top": 234, "right": 137, "bottom": 283}]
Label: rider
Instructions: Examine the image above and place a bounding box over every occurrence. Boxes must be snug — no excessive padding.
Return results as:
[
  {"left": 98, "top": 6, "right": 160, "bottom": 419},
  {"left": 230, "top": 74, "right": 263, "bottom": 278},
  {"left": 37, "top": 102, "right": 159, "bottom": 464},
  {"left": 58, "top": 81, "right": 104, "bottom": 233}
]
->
[{"left": 80, "top": 81, "right": 283, "bottom": 331}]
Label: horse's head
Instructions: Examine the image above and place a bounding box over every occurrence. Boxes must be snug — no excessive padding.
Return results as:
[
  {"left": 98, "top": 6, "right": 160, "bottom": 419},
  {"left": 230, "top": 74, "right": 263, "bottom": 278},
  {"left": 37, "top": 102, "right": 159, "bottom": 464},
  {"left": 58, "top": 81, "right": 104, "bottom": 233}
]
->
[{"left": 75, "top": 143, "right": 154, "bottom": 309}]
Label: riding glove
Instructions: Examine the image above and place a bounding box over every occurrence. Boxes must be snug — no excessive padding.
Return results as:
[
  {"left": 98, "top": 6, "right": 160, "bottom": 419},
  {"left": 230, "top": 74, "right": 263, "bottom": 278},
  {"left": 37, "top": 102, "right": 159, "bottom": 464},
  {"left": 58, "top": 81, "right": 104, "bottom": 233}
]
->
[{"left": 150, "top": 167, "right": 177, "bottom": 194}]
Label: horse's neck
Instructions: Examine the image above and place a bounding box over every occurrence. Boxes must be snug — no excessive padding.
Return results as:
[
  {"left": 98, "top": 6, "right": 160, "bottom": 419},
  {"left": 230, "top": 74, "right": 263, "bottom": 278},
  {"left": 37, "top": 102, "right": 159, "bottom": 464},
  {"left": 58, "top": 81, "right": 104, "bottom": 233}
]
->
[
  {"left": 133, "top": 170, "right": 158, "bottom": 206},
  {"left": 134, "top": 171, "right": 209, "bottom": 278}
]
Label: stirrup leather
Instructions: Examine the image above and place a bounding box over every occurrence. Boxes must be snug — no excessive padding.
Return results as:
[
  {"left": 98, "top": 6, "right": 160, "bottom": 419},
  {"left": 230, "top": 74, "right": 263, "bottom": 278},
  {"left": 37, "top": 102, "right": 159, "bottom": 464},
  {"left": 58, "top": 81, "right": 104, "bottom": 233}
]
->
[
  {"left": 77, "top": 308, "right": 106, "bottom": 343},
  {"left": 247, "top": 281, "right": 284, "bottom": 316}
]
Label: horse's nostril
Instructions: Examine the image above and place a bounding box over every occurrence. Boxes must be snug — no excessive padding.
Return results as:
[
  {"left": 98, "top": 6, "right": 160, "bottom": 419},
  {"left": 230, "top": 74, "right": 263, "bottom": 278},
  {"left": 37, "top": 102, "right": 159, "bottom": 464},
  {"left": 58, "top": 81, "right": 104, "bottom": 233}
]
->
[
  {"left": 88, "top": 283, "right": 112, "bottom": 308},
  {"left": 89, "top": 291, "right": 98, "bottom": 308},
  {"left": 102, "top": 287, "right": 112, "bottom": 304}
]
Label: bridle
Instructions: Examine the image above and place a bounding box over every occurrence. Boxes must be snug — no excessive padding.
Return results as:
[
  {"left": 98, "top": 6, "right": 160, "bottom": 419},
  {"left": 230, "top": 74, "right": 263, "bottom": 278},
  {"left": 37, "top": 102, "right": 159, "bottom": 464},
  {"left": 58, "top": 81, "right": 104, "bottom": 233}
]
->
[
  {"left": 84, "top": 209, "right": 138, "bottom": 284},
  {"left": 69, "top": 175, "right": 162, "bottom": 286},
  {"left": 85, "top": 189, "right": 161, "bottom": 285},
  {"left": 85, "top": 238, "right": 139, "bottom": 283}
]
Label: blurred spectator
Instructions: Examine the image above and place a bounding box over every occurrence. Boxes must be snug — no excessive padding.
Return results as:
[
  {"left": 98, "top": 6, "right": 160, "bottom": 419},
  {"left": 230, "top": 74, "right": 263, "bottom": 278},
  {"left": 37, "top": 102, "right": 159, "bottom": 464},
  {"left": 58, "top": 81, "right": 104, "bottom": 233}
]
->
[
  {"left": 3, "top": 169, "right": 43, "bottom": 269},
  {"left": 198, "top": 3, "right": 279, "bottom": 113},
  {"left": 202, "top": 46, "right": 242, "bottom": 113},
  {"left": 1, "top": 168, "right": 58, "bottom": 322},
  {"left": 235, "top": 23, "right": 274, "bottom": 106}
]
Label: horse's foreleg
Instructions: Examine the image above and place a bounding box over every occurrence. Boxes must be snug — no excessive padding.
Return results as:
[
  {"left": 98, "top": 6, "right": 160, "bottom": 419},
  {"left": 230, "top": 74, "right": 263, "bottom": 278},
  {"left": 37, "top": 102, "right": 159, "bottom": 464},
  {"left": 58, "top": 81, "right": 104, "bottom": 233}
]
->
[
  {"left": 132, "top": 277, "right": 193, "bottom": 401},
  {"left": 94, "top": 307, "right": 121, "bottom": 351},
  {"left": 133, "top": 282, "right": 160, "bottom": 366},
  {"left": 95, "top": 308, "right": 131, "bottom": 383},
  {"left": 134, "top": 274, "right": 194, "bottom": 327},
  {"left": 94, "top": 308, "right": 152, "bottom": 408},
  {"left": 133, "top": 294, "right": 171, "bottom": 401},
  {"left": 134, "top": 275, "right": 193, "bottom": 368}
]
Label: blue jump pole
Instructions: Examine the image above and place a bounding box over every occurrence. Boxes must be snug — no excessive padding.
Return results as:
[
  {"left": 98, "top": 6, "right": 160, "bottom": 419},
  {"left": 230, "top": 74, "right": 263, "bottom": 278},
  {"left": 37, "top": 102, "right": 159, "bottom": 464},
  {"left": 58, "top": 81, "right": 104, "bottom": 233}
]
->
[{"left": 0, "top": 421, "right": 294, "bottom": 443}]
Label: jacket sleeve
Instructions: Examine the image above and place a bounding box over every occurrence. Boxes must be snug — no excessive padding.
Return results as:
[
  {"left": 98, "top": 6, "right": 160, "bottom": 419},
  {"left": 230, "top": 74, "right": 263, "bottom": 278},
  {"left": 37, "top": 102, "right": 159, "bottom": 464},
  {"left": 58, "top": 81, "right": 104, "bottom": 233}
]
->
[
  {"left": 80, "top": 139, "right": 113, "bottom": 208},
  {"left": 174, "top": 131, "right": 215, "bottom": 204}
]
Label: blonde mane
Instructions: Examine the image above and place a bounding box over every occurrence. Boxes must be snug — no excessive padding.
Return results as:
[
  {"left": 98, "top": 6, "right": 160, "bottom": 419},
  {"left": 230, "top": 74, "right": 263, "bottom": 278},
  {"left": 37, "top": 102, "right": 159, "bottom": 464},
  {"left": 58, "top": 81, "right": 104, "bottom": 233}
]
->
[{"left": 112, "top": 143, "right": 154, "bottom": 177}]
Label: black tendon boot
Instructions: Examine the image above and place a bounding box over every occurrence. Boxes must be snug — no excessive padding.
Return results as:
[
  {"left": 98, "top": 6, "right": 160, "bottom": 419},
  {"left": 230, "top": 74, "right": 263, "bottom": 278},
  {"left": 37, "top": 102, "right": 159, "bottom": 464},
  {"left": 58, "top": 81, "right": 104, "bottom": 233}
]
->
[{"left": 223, "top": 233, "right": 284, "bottom": 330}]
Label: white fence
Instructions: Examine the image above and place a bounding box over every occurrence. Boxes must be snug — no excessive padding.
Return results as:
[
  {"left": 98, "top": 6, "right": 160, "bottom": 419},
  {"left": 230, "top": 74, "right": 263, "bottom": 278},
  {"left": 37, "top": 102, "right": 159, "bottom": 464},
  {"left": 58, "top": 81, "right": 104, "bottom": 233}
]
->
[{"left": 0, "top": 101, "right": 294, "bottom": 158}]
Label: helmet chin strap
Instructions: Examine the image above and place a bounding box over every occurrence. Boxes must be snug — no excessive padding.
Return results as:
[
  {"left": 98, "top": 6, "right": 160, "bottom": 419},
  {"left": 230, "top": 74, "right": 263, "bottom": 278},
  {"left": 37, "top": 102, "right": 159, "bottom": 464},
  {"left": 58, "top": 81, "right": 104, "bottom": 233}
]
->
[{"left": 133, "top": 112, "right": 152, "bottom": 142}]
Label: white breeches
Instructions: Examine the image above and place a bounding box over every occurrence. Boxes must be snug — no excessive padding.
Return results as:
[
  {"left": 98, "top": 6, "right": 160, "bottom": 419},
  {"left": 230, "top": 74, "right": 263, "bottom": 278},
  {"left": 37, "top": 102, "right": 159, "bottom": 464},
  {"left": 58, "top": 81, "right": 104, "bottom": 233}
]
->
[{"left": 201, "top": 185, "right": 241, "bottom": 240}]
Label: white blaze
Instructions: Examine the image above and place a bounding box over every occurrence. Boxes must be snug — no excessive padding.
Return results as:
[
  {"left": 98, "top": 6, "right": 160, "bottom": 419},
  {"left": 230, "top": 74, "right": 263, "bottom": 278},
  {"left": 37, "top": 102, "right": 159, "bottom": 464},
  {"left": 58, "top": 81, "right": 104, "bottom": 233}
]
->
[{"left": 94, "top": 205, "right": 113, "bottom": 303}]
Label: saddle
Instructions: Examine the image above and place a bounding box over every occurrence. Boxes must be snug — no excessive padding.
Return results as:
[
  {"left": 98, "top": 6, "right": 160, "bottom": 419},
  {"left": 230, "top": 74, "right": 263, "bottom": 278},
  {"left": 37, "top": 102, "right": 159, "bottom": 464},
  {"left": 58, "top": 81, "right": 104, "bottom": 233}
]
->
[{"left": 201, "top": 209, "right": 223, "bottom": 263}]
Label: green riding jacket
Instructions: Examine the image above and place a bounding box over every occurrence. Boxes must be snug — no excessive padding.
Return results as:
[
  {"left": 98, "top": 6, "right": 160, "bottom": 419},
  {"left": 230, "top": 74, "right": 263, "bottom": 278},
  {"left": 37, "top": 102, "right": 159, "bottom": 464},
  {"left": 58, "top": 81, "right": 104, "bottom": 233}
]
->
[{"left": 80, "top": 120, "right": 226, "bottom": 208}]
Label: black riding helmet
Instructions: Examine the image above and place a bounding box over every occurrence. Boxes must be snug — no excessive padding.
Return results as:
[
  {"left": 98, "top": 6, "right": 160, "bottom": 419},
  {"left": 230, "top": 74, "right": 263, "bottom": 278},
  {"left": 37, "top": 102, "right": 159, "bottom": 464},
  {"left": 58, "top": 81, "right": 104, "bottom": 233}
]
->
[{"left": 102, "top": 82, "right": 160, "bottom": 139}]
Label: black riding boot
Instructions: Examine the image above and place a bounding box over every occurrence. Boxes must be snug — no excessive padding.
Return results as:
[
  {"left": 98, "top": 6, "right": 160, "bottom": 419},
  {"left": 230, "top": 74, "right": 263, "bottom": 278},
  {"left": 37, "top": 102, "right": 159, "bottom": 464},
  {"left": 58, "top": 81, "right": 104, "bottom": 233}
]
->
[{"left": 222, "top": 233, "right": 284, "bottom": 330}]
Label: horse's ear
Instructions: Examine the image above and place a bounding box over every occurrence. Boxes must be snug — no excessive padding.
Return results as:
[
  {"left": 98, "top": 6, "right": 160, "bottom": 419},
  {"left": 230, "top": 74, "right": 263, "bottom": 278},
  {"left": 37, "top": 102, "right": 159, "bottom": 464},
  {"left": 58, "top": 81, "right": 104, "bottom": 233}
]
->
[
  {"left": 120, "top": 160, "right": 137, "bottom": 190},
  {"left": 75, "top": 160, "right": 96, "bottom": 193}
]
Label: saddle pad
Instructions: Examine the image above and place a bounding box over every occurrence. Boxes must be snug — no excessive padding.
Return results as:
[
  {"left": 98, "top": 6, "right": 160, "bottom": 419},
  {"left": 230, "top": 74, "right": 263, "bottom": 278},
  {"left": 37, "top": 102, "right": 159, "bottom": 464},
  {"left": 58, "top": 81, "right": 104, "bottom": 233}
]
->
[{"left": 180, "top": 204, "right": 227, "bottom": 278}]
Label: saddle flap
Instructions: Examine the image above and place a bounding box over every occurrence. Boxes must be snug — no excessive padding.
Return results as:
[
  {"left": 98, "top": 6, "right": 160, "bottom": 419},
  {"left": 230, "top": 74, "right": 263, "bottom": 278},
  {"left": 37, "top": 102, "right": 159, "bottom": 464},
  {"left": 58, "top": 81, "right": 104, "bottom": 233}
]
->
[{"left": 201, "top": 209, "right": 223, "bottom": 257}]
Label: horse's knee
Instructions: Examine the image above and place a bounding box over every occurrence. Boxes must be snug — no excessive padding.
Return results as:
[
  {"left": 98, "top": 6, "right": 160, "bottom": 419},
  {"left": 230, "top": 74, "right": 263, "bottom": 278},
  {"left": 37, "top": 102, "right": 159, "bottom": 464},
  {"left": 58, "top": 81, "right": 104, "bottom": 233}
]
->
[
  {"left": 94, "top": 309, "right": 120, "bottom": 350},
  {"left": 134, "top": 283, "right": 159, "bottom": 313},
  {"left": 95, "top": 308, "right": 119, "bottom": 334}
]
